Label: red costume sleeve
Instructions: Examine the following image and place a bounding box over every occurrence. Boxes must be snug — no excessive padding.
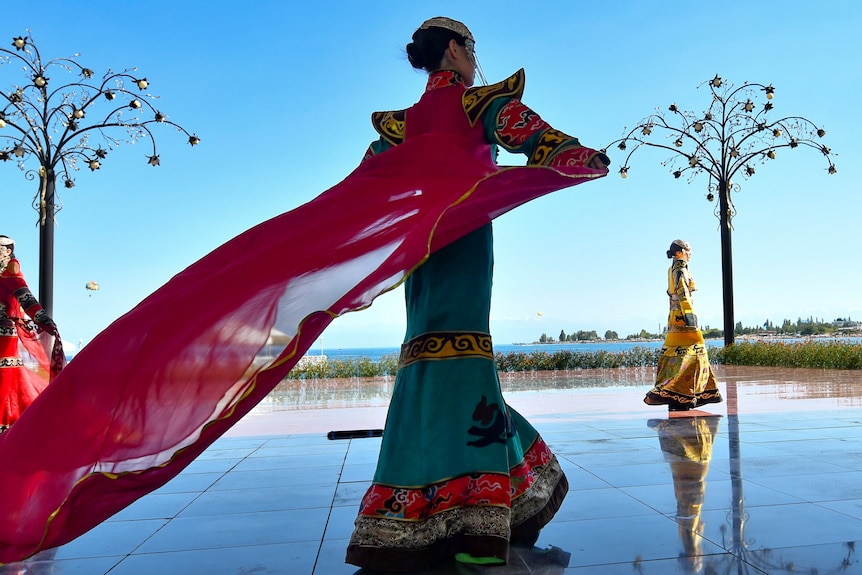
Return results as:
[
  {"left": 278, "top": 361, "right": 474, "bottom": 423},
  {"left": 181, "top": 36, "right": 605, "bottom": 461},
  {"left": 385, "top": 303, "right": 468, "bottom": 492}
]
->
[
  {"left": 1, "top": 260, "right": 44, "bottom": 320},
  {"left": 488, "top": 99, "right": 610, "bottom": 168}
]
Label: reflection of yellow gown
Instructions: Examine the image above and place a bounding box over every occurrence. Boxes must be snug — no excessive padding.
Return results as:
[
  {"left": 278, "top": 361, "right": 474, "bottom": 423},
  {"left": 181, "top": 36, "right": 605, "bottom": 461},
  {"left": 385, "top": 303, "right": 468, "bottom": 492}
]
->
[
  {"left": 648, "top": 415, "right": 721, "bottom": 573},
  {"left": 645, "top": 258, "right": 722, "bottom": 410}
]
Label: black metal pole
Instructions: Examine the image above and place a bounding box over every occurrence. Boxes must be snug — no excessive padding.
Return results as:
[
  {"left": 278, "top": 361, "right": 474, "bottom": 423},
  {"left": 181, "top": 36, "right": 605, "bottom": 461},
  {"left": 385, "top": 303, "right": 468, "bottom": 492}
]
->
[
  {"left": 718, "top": 179, "right": 735, "bottom": 346},
  {"left": 38, "top": 171, "right": 54, "bottom": 317}
]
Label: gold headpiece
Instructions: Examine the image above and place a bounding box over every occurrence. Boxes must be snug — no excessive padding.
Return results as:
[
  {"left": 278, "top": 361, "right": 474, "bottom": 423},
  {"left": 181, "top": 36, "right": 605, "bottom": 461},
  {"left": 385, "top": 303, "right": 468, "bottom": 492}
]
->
[
  {"left": 418, "top": 17, "right": 485, "bottom": 85},
  {"left": 672, "top": 239, "right": 691, "bottom": 251},
  {"left": 419, "top": 17, "right": 474, "bottom": 42}
]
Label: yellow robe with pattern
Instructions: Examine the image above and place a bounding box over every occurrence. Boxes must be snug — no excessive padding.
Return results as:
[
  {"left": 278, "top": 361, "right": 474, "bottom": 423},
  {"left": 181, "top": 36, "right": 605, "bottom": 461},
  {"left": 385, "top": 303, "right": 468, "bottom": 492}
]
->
[{"left": 644, "top": 258, "right": 722, "bottom": 410}]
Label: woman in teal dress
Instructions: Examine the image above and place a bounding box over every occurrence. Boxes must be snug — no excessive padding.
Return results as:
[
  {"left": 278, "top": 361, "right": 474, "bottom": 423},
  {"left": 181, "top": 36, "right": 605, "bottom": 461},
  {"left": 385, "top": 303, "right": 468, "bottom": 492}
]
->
[
  {"left": 0, "top": 16, "right": 606, "bottom": 563},
  {"left": 346, "top": 17, "right": 609, "bottom": 571}
]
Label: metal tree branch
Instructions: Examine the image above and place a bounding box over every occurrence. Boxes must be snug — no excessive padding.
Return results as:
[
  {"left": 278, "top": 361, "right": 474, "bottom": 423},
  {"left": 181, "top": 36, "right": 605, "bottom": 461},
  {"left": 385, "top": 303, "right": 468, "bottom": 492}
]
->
[
  {"left": 604, "top": 76, "right": 835, "bottom": 345},
  {"left": 0, "top": 30, "right": 200, "bottom": 315}
]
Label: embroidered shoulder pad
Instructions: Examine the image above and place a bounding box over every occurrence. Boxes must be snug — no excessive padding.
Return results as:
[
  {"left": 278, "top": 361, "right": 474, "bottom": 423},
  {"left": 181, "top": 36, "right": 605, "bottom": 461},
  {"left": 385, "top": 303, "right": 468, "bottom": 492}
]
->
[
  {"left": 462, "top": 69, "right": 526, "bottom": 127},
  {"left": 371, "top": 109, "right": 407, "bottom": 146}
]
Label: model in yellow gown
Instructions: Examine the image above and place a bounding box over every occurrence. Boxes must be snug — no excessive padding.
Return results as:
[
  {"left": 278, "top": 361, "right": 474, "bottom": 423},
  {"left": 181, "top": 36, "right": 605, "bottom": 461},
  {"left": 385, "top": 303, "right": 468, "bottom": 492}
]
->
[{"left": 645, "top": 240, "right": 722, "bottom": 411}]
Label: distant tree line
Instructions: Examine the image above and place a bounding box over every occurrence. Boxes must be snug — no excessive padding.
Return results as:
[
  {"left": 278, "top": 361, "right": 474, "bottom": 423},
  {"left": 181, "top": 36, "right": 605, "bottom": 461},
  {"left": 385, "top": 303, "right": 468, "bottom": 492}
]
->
[
  {"left": 536, "top": 317, "right": 858, "bottom": 343},
  {"left": 538, "top": 329, "right": 655, "bottom": 342},
  {"left": 287, "top": 339, "right": 862, "bottom": 379},
  {"left": 543, "top": 330, "right": 602, "bottom": 343},
  {"left": 739, "top": 317, "right": 857, "bottom": 336}
]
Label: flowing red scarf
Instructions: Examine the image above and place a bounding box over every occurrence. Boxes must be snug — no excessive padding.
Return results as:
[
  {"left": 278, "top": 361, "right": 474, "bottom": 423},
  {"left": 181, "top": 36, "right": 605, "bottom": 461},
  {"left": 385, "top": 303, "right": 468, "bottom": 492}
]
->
[{"left": 0, "top": 123, "right": 606, "bottom": 563}]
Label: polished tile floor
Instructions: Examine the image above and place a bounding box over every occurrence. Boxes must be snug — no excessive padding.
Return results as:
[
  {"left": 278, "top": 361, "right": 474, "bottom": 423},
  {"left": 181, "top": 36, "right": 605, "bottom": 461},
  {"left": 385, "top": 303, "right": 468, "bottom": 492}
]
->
[{"left": 4, "top": 366, "right": 862, "bottom": 574}]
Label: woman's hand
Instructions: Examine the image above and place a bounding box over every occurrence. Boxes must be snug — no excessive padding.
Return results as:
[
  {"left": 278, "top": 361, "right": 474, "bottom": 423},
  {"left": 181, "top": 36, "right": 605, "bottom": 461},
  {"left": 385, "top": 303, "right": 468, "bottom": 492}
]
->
[
  {"left": 588, "top": 156, "right": 607, "bottom": 170},
  {"left": 587, "top": 150, "right": 610, "bottom": 170}
]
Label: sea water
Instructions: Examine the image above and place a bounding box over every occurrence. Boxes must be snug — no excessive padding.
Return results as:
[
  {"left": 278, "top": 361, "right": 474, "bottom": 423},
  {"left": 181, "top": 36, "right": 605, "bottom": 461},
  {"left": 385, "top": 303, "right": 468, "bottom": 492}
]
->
[{"left": 306, "top": 340, "right": 673, "bottom": 362}]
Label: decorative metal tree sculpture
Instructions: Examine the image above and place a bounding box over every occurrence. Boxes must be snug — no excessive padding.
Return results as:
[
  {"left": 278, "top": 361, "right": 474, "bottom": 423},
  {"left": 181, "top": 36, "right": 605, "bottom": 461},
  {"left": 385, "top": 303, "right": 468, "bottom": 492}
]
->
[
  {"left": 607, "top": 75, "right": 835, "bottom": 345},
  {"left": 0, "top": 31, "right": 199, "bottom": 316}
]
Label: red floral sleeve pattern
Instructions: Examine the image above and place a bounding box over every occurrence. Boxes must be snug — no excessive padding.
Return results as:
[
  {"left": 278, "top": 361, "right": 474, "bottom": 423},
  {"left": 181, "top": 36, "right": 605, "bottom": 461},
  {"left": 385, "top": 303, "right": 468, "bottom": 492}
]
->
[
  {"left": 494, "top": 99, "right": 551, "bottom": 151},
  {"left": 463, "top": 69, "right": 526, "bottom": 126},
  {"left": 491, "top": 100, "right": 604, "bottom": 168},
  {"left": 527, "top": 129, "right": 578, "bottom": 166},
  {"left": 528, "top": 129, "right": 607, "bottom": 168}
]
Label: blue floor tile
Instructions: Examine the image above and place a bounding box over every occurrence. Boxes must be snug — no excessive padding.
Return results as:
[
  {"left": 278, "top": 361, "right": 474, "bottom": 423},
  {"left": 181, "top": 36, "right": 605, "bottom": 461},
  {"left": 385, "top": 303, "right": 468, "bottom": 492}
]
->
[{"left": 6, "top": 373, "right": 862, "bottom": 575}]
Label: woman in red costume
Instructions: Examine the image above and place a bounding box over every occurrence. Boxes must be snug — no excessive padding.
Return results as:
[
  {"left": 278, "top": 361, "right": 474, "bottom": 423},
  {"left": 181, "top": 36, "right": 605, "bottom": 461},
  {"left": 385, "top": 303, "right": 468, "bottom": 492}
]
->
[
  {"left": 346, "top": 17, "right": 608, "bottom": 571},
  {"left": 0, "top": 17, "right": 607, "bottom": 565},
  {"left": 0, "top": 236, "right": 61, "bottom": 434}
]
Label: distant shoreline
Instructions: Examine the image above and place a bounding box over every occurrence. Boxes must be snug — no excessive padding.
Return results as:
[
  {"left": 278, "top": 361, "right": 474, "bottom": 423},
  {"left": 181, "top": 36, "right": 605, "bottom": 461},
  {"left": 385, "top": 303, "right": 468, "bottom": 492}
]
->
[
  {"left": 515, "top": 339, "right": 663, "bottom": 345},
  {"left": 518, "top": 333, "right": 862, "bottom": 346}
]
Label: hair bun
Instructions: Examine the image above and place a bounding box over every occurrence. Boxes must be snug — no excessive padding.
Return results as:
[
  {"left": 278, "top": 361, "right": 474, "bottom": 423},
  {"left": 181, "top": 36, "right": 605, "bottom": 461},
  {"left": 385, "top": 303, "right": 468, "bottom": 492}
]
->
[{"left": 405, "top": 42, "right": 425, "bottom": 69}]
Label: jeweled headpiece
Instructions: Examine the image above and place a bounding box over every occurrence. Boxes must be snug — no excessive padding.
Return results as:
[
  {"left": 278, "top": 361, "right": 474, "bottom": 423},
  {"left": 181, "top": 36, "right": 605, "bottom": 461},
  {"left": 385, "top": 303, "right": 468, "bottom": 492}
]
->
[
  {"left": 418, "top": 17, "right": 486, "bottom": 85},
  {"left": 671, "top": 239, "right": 691, "bottom": 252},
  {"left": 667, "top": 239, "right": 691, "bottom": 260},
  {"left": 419, "top": 17, "right": 474, "bottom": 42},
  {"left": 0, "top": 236, "right": 14, "bottom": 246}
]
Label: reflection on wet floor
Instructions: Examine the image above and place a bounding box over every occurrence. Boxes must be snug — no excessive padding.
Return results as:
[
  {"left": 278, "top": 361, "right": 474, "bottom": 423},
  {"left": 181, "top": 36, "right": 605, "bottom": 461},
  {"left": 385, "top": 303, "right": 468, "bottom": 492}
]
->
[
  {"left": 257, "top": 366, "right": 862, "bottom": 412},
  {"left": 2, "top": 367, "right": 862, "bottom": 574},
  {"left": 648, "top": 412, "right": 721, "bottom": 574}
]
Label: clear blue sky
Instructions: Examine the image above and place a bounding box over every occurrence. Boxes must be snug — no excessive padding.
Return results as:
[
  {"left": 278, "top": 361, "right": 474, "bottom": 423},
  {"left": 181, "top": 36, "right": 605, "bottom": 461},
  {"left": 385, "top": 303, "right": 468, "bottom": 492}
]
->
[{"left": 2, "top": 0, "right": 859, "bottom": 351}]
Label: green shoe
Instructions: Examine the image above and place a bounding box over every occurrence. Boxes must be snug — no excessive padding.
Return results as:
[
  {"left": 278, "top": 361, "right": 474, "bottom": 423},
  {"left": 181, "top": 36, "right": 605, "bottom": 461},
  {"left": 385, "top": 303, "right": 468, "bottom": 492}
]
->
[{"left": 454, "top": 553, "right": 505, "bottom": 565}]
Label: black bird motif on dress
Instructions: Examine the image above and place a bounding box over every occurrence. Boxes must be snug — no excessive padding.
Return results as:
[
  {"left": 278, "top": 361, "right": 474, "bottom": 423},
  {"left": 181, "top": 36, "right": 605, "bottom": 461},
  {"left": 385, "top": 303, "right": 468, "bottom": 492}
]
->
[{"left": 466, "top": 395, "right": 508, "bottom": 447}]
